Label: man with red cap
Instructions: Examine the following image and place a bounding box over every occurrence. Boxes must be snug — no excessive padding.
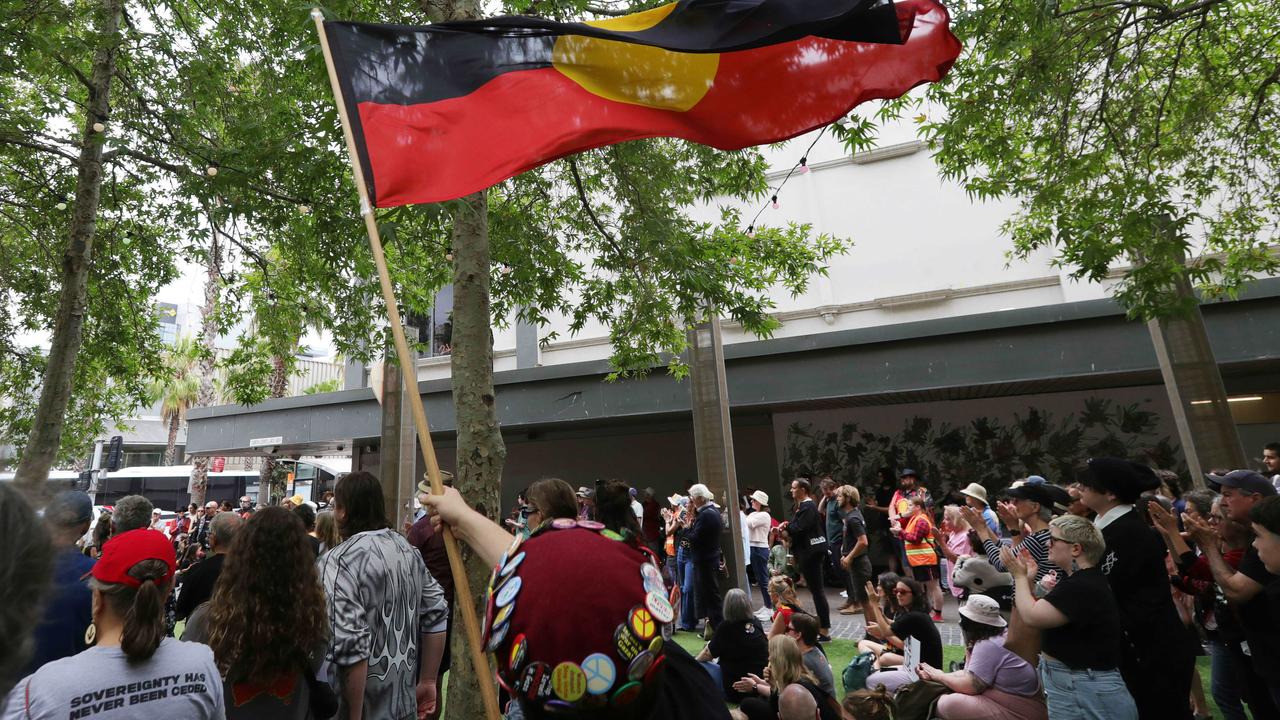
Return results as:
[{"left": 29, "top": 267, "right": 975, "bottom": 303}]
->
[{"left": 422, "top": 486, "right": 730, "bottom": 719}]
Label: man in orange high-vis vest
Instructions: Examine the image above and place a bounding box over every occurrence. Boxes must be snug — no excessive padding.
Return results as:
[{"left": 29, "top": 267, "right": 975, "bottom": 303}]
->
[{"left": 901, "top": 497, "right": 945, "bottom": 620}]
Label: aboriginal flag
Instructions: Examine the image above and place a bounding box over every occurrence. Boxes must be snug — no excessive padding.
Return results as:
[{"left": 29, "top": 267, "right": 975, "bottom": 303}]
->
[{"left": 322, "top": 0, "right": 960, "bottom": 207}]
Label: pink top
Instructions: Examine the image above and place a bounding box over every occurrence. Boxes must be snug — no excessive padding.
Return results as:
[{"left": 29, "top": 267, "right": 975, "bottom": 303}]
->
[{"left": 945, "top": 530, "right": 973, "bottom": 598}]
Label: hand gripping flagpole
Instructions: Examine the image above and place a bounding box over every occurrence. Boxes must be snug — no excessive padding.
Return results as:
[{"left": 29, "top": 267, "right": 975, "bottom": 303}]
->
[{"left": 311, "top": 10, "right": 502, "bottom": 720}]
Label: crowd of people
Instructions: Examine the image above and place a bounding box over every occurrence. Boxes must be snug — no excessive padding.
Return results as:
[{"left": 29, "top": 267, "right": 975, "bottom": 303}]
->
[{"left": 0, "top": 443, "right": 1277, "bottom": 720}]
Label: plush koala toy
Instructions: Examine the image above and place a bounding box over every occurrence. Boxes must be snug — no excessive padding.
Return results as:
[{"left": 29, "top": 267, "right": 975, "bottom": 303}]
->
[{"left": 951, "top": 555, "right": 1014, "bottom": 610}]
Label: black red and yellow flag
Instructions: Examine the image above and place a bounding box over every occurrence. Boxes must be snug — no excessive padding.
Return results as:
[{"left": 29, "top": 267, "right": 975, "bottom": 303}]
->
[{"left": 322, "top": 0, "right": 960, "bottom": 207}]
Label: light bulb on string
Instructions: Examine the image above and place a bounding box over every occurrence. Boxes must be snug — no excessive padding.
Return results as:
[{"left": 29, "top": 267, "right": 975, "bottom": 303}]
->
[
  {"left": 799, "top": 157, "right": 810, "bottom": 175},
  {"left": 771, "top": 195, "right": 779, "bottom": 210},
  {"left": 746, "top": 226, "right": 755, "bottom": 238},
  {"left": 92, "top": 122, "right": 105, "bottom": 133},
  {"left": 500, "top": 264, "right": 513, "bottom": 275},
  {"left": 56, "top": 202, "right": 67, "bottom": 211},
  {"left": 206, "top": 166, "right": 218, "bottom": 177},
  {"left": 298, "top": 205, "right": 311, "bottom": 215},
  {"left": 445, "top": 252, "right": 454, "bottom": 262}
]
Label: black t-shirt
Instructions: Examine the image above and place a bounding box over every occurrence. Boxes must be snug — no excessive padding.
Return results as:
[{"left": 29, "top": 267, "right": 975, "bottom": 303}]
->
[
  {"left": 648, "top": 642, "right": 733, "bottom": 719},
  {"left": 1041, "top": 566, "right": 1124, "bottom": 670},
  {"left": 1237, "top": 545, "right": 1280, "bottom": 680},
  {"left": 867, "top": 485, "right": 894, "bottom": 531},
  {"left": 306, "top": 534, "right": 321, "bottom": 558},
  {"left": 841, "top": 509, "right": 868, "bottom": 556},
  {"left": 890, "top": 611, "right": 942, "bottom": 668},
  {"left": 175, "top": 553, "right": 225, "bottom": 620},
  {"left": 708, "top": 619, "right": 769, "bottom": 700}
]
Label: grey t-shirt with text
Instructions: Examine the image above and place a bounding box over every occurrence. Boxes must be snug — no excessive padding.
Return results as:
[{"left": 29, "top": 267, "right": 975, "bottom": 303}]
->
[{"left": 2, "top": 637, "right": 224, "bottom": 720}]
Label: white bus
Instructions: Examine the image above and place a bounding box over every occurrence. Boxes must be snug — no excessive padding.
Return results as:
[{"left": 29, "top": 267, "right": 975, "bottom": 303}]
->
[{"left": 0, "top": 457, "right": 350, "bottom": 511}]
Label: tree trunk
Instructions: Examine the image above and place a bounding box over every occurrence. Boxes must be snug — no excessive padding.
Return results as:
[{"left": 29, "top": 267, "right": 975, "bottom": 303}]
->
[
  {"left": 13, "top": 0, "right": 124, "bottom": 500},
  {"left": 188, "top": 207, "right": 223, "bottom": 506},
  {"left": 164, "top": 413, "right": 179, "bottom": 466},
  {"left": 257, "top": 354, "right": 289, "bottom": 504},
  {"left": 444, "top": 193, "right": 506, "bottom": 720}
]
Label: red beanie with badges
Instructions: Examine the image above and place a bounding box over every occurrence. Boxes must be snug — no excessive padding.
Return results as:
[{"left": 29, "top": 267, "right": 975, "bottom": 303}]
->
[
  {"left": 92, "top": 528, "right": 177, "bottom": 587},
  {"left": 483, "top": 519, "right": 673, "bottom": 717}
]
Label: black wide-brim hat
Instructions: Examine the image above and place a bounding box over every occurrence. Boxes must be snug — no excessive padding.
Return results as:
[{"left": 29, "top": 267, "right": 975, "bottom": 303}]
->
[
  {"left": 1005, "top": 478, "right": 1072, "bottom": 511},
  {"left": 1080, "top": 457, "right": 1161, "bottom": 503}
]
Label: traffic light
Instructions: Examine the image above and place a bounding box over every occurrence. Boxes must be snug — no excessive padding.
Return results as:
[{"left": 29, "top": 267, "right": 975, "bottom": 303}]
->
[{"left": 106, "top": 435, "right": 124, "bottom": 471}]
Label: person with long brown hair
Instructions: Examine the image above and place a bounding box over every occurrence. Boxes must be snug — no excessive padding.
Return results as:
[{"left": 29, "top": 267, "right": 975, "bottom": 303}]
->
[
  {"left": 733, "top": 635, "right": 841, "bottom": 720},
  {"left": 314, "top": 511, "right": 341, "bottom": 554},
  {"left": 523, "top": 477, "right": 578, "bottom": 531},
  {"left": 181, "top": 506, "right": 329, "bottom": 719},
  {"left": 5, "top": 529, "right": 223, "bottom": 719},
  {"left": 319, "top": 471, "right": 448, "bottom": 720}
]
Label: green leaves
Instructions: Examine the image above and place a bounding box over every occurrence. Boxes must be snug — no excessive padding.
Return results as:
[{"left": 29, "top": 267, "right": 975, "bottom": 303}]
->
[{"left": 917, "top": 0, "right": 1280, "bottom": 319}]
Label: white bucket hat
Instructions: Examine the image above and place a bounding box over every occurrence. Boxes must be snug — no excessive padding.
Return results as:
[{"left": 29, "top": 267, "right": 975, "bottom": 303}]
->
[
  {"left": 958, "top": 595, "right": 1007, "bottom": 628},
  {"left": 959, "top": 482, "right": 989, "bottom": 506},
  {"left": 749, "top": 490, "right": 769, "bottom": 507}
]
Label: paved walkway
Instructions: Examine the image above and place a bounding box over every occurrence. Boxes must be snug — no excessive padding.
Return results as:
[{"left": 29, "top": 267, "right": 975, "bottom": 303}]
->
[{"left": 748, "top": 585, "right": 965, "bottom": 645}]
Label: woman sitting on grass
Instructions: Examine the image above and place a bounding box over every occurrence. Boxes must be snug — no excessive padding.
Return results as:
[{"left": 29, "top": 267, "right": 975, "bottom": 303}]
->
[
  {"left": 854, "top": 573, "right": 907, "bottom": 664},
  {"left": 767, "top": 575, "right": 815, "bottom": 638},
  {"left": 696, "top": 589, "right": 769, "bottom": 702},
  {"left": 733, "top": 635, "right": 842, "bottom": 720},
  {"left": 916, "top": 595, "right": 1047, "bottom": 720},
  {"left": 861, "top": 576, "right": 943, "bottom": 695}
]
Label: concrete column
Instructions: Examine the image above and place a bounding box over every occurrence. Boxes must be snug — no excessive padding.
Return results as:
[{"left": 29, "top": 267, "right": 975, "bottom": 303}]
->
[
  {"left": 516, "top": 312, "right": 540, "bottom": 369},
  {"left": 688, "top": 314, "right": 748, "bottom": 591},
  {"left": 378, "top": 358, "right": 419, "bottom": 531},
  {"left": 1148, "top": 282, "right": 1247, "bottom": 485}
]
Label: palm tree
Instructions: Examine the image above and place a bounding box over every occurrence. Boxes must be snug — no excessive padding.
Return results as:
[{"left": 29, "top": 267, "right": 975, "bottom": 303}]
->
[{"left": 150, "top": 336, "right": 201, "bottom": 466}]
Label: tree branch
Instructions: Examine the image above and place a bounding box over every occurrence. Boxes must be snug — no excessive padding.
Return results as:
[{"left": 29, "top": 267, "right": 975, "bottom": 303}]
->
[
  {"left": 1248, "top": 62, "right": 1280, "bottom": 130},
  {"left": 51, "top": 51, "right": 94, "bottom": 91},
  {"left": 0, "top": 133, "right": 81, "bottom": 163},
  {"left": 585, "top": 4, "right": 630, "bottom": 16},
  {"left": 101, "top": 145, "right": 184, "bottom": 173},
  {"left": 566, "top": 155, "right": 618, "bottom": 246}
]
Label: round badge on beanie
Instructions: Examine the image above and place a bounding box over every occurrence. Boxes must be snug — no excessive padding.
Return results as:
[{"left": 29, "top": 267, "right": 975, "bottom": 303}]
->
[{"left": 482, "top": 520, "right": 672, "bottom": 716}]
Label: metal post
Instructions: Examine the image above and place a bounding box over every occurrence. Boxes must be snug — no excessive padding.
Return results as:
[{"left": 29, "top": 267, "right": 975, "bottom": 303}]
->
[{"left": 688, "top": 313, "right": 748, "bottom": 591}]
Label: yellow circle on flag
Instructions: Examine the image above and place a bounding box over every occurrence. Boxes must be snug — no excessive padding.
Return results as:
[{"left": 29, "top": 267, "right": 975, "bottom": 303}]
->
[{"left": 551, "top": 30, "right": 718, "bottom": 112}]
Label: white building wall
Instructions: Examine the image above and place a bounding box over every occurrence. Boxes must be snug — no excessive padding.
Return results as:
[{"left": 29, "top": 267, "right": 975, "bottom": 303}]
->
[{"left": 413, "top": 115, "right": 1128, "bottom": 381}]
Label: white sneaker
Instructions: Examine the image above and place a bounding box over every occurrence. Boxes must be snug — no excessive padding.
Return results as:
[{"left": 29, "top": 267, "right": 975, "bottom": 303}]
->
[{"left": 839, "top": 591, "right": 848, "bottom": 598}]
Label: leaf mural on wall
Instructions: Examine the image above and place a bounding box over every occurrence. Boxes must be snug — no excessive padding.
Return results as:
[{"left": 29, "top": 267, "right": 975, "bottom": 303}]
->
[{"left": 780, "top": 395, "right": 1185, "bottom": 496}]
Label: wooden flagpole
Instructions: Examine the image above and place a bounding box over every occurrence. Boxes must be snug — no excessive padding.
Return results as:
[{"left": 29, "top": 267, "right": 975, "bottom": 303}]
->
[{"left": 311, "top": 10, "right": 501, "bottom": 720}]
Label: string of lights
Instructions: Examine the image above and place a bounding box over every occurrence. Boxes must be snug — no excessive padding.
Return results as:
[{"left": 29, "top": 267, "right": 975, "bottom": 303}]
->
[{"left": 745, "top": 126, "right": 828, "bottom": 238}]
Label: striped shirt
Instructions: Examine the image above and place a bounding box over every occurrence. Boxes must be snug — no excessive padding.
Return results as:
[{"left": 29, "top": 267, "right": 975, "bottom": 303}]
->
[{"left": 983, "top": 529, "right": 1062, "bottom": 582}]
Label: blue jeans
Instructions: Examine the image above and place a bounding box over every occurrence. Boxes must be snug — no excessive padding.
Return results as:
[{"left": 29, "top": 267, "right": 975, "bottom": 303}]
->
[
  {"left": 678, "top": 546, "right": 698, "bottom": 630},
  {"left": 1040, "top": 658, "right": 1138, "bottom": 720},
  {"left": 700, "top": 661, "right": 724, "bottom": 698},
  {"left": 1208, "top": 640, "right": 1248, "bottom": 720},
  {"left": 749, "top": 546, "right": 772, "bottom": 609}
]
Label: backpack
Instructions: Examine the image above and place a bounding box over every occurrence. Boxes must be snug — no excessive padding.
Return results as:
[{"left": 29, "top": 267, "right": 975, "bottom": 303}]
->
[
  {"left": 842, "top": 651, "right": 877, "bottom": 693},
  {"left": 891, "top": 679, "right": 949, "bottom": 720}
]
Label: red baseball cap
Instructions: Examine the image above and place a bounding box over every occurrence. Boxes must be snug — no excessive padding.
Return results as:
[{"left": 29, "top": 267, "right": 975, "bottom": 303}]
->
[{"left": 92, "top": 529, "right": 176, "bottom": 588}]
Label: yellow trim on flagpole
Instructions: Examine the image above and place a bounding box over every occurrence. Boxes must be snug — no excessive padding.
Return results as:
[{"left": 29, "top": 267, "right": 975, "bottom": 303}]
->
[{"left": 311, "top": 10, "right": 501, "bottom": 720}]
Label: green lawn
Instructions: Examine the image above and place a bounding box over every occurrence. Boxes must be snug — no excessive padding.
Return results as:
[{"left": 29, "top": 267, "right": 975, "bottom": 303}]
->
[
  {"left": 173, "top": 622, "right": 1221, "bottom": 719},
  {"left": 673, "top": 634, "right": 1223, "bottom": 719}
]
